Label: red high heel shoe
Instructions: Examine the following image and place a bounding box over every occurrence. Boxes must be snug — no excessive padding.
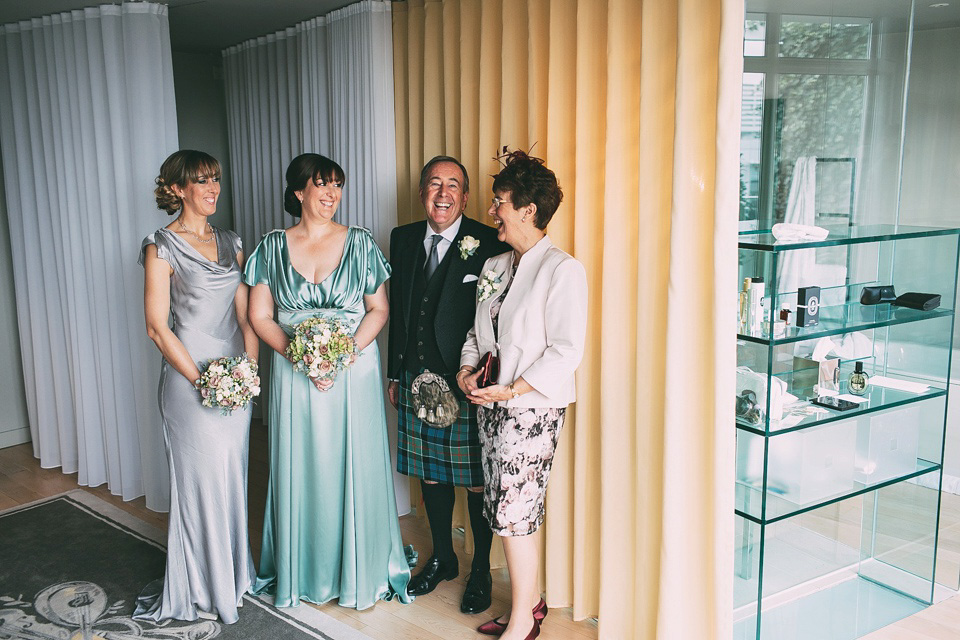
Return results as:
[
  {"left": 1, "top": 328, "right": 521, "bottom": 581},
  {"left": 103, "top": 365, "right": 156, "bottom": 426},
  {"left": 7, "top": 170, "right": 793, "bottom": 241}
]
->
[
  {"left": 477, "top": 598, "right": 548, "bottom": 635},
  {"left": 522, "top": 617, "right": 542, "bottom": 640}
]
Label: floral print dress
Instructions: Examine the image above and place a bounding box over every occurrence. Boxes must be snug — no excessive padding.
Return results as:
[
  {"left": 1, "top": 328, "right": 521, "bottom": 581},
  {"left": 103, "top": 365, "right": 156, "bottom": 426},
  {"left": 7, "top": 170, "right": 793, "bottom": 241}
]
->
[{"left": 477, "top": 264, "right": 566, "bottom": 536}]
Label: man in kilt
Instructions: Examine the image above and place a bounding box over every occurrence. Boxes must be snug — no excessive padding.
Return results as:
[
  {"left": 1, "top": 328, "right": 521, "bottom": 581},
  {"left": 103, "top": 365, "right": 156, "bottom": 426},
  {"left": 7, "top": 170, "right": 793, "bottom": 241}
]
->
[{"left": 388, "top": 156, "right": 507, "bottom": 614}]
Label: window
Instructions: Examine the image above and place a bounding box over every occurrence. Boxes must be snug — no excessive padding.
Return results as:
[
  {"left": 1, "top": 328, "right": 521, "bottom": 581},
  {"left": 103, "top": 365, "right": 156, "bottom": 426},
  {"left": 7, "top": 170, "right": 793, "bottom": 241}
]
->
[
  {"left": 739, "top": 11, "right": 874, "bottom": 228},
  {"left": 779, "top": 15, "right": 872, "bottom": 59}
]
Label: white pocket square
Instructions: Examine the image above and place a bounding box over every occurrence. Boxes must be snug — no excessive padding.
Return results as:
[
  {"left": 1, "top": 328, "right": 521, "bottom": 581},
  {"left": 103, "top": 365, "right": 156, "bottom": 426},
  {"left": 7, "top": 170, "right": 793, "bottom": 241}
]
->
[{"left": 462, "top": 274, "right": 479, "bottom": 283}]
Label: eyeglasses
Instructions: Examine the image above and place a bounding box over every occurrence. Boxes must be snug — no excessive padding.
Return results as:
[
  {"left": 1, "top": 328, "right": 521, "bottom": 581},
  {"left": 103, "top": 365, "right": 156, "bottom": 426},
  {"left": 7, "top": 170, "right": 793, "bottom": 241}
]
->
[{"left": 491, "top": 196, "right": 513, "bottom": 209}]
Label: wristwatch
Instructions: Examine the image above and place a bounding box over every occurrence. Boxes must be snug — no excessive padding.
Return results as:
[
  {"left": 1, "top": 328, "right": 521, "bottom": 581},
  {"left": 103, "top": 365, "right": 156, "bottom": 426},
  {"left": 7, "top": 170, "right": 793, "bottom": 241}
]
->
[{"left": 508, "top": 382, "right": 520, "bottom": 399}]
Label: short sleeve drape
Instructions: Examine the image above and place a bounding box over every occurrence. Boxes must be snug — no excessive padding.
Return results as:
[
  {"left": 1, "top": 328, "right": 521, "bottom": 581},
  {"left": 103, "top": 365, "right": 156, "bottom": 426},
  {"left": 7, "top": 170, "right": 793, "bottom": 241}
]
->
[
  {"left": 362, "top": 230, "right": 391, "bottom": 295},
  {"left": 139, "top": 231, "right": 174, "bottom": 267},
  {"left": 242, "top": 234, "right": 272, "bottom": 286}
]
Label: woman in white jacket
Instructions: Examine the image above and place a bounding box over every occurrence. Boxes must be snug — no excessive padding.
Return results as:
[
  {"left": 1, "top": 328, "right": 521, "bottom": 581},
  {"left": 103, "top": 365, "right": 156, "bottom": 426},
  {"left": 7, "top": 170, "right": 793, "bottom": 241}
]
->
[{"left": 457, "top": 150, "right": 587, "bottom": 640}]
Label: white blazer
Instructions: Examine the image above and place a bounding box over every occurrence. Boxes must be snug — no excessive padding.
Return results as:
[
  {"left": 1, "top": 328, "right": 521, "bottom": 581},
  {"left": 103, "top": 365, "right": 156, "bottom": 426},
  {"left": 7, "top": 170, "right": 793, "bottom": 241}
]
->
[{"left": 461, "top": 235, "right": 587, "bottom": 408}]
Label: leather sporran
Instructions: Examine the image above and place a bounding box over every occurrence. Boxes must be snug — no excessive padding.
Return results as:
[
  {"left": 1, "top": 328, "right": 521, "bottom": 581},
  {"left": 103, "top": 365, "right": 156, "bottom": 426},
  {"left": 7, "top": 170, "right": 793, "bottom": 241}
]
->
[{"left": 411, "top": 370, "right": 459, "bottom": 428}]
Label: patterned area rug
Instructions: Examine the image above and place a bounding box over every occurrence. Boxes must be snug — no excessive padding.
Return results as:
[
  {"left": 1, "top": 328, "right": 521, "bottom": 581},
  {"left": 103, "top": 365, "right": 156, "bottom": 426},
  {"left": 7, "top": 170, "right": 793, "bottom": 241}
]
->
[{"left": 0, "top": 490, "right": 372, "bottom": 640}]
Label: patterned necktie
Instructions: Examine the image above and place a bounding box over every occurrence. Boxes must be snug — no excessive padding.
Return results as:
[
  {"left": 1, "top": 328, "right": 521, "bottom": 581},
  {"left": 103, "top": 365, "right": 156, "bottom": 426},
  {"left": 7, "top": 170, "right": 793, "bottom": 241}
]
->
[{"left": 424, "top": 234, "right": 442, "bottom": 280}]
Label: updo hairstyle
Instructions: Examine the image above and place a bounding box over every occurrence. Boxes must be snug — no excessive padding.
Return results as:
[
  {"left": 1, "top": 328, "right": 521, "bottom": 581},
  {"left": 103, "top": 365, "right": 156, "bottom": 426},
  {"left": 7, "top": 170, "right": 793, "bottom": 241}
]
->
[
  {"left": 284, "top": 153, "right": 346, "bottom": 217},
  {"left": 154, "top": 150, "right": 221, "bottom": 215},
  {"left": 491, "top": 149, "right": 563, "bottom": 230}
]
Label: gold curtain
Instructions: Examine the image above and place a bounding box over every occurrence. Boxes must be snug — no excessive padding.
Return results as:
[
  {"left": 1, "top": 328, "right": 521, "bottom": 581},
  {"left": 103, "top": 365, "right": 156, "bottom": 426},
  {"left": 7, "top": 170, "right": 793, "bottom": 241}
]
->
[{"left": 392, "top": 1, "right": 742, "bottom": 637}]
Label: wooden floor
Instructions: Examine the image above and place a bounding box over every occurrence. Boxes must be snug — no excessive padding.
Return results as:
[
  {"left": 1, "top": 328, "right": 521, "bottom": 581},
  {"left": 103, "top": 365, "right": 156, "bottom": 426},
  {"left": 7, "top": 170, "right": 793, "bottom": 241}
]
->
[
  {"left": 6, "top": 427, "right": 960, "bottom": 639},
  {"left": 863, "top": 595, "right": 960, "bottom": 639},
  {"left": 0, "top": 425, "right": 598, "bottom": 640}
]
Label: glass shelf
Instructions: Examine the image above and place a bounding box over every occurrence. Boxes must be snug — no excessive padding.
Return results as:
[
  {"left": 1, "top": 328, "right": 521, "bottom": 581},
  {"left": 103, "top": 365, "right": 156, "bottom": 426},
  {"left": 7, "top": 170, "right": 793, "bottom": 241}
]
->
[
  {"left": 734, "top": 219, "right": 959, "bottom": 639},
  {"left": 738, "top": 301, "right": 953, "bottom": 346},
  {"left": 737, "top": 375, "right": 947, "bottom": 436},
  {"left": 735, "top": 459, "right": 939, "bottom": 524},
  {"left": 738, "top": 224, "right": 960, "bottom": 252}
]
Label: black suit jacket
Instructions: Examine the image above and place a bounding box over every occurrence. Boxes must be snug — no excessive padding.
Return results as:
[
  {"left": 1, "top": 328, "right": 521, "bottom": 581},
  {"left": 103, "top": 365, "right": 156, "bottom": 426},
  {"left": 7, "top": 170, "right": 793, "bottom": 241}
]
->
[{"left": 388, "top": 215, "right": 508, "bottom": 379}]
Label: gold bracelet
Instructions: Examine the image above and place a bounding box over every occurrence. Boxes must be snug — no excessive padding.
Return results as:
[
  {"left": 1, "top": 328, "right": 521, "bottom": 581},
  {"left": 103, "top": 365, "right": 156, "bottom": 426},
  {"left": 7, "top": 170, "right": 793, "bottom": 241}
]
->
[{"left": 508, "top": 382, "right": 520, "bottom": 399}]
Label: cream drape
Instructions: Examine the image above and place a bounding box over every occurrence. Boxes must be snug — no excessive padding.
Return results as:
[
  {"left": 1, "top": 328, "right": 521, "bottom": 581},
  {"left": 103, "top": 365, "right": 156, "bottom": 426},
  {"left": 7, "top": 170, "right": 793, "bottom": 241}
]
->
[{"left": 393, "top": 1, "right": 741, "bottom": 638}]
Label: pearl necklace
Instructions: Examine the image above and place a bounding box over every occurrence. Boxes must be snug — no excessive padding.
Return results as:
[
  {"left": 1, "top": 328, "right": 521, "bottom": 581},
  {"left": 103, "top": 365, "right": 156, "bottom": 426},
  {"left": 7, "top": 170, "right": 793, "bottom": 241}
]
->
[{"left": 177, "top": 217, "right": 214, "bottom": 244}]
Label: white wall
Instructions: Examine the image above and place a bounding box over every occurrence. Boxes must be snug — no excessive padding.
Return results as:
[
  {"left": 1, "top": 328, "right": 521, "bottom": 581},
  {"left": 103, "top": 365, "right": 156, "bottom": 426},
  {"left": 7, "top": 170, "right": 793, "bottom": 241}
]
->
[
  {"left": 0, "top": 154, "right": 30, "bottom": 448},
  {"left": 170, "top": 51, "right": 234, "bottom": 230},
  {"left": 170, "top": 50, "right": 268, "bottom": 421},
  {"left": 898, "top": 27, "right": 960, "bottom": 228},
  {"left": 898, "top": 27, "right": 960, "bottom": 481}
]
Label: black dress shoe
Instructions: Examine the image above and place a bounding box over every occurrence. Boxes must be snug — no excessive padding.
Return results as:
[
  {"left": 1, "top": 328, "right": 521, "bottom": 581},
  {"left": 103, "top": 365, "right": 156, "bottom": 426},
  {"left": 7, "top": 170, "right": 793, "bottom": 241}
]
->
[
  {"left": 408, "top": 556, "right": 458, "bottom": 596},
  {"left": 460, "top": 571, "right": 493, "bottom": 614}
]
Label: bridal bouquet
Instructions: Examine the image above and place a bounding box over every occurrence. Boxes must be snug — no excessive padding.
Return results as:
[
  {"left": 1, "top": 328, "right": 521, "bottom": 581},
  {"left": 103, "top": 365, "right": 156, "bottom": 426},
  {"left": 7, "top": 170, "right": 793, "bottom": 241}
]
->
[
  {"left": 196, "top": 354, "right": 260, "bottom": 414},
  {"left": 286, "top": 316, "right": 358, "bottom": 381}
]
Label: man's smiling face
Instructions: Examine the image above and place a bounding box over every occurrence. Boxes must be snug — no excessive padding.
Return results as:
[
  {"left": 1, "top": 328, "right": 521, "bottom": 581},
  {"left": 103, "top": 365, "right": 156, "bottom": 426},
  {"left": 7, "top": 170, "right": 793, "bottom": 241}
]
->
[{"left": 420, "top": 161, "right": 468, "bottom": 233}]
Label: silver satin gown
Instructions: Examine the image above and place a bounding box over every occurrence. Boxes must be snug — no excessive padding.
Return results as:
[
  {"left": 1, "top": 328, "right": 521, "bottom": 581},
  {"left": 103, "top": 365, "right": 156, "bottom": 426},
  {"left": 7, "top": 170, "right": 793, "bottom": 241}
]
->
[{"left": 134, "top": 228, "right": 256, "bottom": 624}]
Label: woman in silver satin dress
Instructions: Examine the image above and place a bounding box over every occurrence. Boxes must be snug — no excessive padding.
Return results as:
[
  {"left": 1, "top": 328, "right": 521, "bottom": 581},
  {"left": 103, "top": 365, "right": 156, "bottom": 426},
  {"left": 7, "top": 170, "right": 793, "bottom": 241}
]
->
[{"left": 135, "top": 150, "right": 258, "bottom": 624}]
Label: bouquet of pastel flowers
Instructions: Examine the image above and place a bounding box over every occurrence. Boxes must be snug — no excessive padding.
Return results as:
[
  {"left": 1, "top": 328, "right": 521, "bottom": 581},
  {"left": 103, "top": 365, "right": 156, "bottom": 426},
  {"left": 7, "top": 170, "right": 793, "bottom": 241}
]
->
[
  {"left": 196, "top": 354, "right": 260, "bottom": 414},
  {"left": 286, "top": 316, "right": 358, "bottom": 381}
]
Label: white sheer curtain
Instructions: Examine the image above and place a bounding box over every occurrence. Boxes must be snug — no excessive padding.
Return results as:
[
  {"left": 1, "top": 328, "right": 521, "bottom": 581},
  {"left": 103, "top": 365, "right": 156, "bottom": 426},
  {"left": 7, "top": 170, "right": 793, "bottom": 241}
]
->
[
  {"left": 0, "top": 4, "right": 178, "bottom": 511},
  {"left": 222, "top": 0, "right": 406, "bottom": 511},
  {"left": 222, "top": 0, "right": 398, "bottom": 251}
]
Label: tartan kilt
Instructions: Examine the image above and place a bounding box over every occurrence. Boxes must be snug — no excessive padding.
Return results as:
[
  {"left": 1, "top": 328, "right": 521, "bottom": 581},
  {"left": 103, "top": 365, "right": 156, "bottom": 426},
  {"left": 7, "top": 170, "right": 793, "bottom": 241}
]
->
[{"left": 397, "top": 368, "right": 484, "bottom": 486}]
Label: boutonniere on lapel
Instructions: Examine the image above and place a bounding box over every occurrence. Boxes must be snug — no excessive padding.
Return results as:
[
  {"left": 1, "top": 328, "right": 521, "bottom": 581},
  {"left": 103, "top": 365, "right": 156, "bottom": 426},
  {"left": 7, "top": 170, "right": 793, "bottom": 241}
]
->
[
  {"left": 477, "top": 270, "right": 503, "bottom": 302},
  {"left": 458, "top": 235, "right": 480, "bottom": 259}
]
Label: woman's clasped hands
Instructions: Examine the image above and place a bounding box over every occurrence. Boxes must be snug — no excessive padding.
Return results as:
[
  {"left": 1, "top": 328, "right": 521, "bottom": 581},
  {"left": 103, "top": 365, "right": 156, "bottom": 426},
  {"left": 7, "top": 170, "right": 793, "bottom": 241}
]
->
[
  {"left": 311, "top": 375, "right": 335, "bottom": 392},
  {"left": 456, "top": 366, "right": 513, "bottom": 404}
]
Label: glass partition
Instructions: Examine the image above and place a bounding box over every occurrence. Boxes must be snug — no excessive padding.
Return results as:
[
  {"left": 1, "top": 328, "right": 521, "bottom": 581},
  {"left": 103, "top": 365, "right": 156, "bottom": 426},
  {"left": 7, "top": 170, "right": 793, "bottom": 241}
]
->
[{"left": 737, "top": 4, "right": 960, "bottom": 634}]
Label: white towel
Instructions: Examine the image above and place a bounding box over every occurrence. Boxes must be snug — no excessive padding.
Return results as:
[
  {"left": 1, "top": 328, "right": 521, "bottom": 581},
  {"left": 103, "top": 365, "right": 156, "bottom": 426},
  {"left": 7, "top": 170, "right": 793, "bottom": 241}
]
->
[
  {"left": 784, "top": 157, "right": 817, "bottom": 226},
  {"left": 772, "top": 222, "right": 829, "bottom": 243},
  {"left": 777, "top": 157, "right": 819, "bottom": 296}
]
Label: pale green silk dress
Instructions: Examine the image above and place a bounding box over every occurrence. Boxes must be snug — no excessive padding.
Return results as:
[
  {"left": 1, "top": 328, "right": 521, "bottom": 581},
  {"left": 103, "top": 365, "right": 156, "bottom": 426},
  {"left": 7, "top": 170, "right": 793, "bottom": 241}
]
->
[{"left": 243, "top": 226, "right": 412, "bottom": 609}]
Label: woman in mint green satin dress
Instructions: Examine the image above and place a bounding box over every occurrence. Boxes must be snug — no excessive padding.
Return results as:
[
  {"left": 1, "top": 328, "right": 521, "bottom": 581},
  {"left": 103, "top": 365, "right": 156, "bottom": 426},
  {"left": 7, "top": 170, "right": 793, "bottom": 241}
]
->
[{"left": 244, "top": 153, "right": 412, "bottom": 609}]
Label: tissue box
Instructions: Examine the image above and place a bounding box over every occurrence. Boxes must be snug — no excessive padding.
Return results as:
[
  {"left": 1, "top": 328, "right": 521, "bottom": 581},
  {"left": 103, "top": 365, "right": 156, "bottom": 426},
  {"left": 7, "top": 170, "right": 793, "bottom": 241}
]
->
[
  {"left": 792, "top": 357, "right": 819, "bottom": 397},
  {"left": 854, "top": 408, "right": 920, "bottom": 483},
  {"left": 767, "top": 422, "right": 856, "bottom": 506},
  {"left": 791, "top": 356, "right": 839, "bottom": 397}
]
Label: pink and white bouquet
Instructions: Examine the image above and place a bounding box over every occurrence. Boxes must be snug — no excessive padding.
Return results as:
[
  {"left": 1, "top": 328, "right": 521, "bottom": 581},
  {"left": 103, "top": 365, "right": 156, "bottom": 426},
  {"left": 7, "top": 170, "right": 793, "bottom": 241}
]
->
[
  {"left": 286, "top": 316, "right": 358, "bottom": 381},
  {"left": 196, "top": 354, "right": 260, "bottom": 414}
]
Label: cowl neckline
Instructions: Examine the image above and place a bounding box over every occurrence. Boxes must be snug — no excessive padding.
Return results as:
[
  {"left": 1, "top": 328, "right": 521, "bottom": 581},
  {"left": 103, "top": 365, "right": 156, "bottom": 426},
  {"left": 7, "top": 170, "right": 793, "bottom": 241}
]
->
[{"left": 158, "top": 227, "right": 231, "bottom": 271}]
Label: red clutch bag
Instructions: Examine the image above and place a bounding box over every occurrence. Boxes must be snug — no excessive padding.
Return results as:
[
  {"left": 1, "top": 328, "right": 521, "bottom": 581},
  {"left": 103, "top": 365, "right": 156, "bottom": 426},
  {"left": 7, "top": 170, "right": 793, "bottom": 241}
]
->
[{"left": 476, "top": 351, "right": 500, "bottom": 388}]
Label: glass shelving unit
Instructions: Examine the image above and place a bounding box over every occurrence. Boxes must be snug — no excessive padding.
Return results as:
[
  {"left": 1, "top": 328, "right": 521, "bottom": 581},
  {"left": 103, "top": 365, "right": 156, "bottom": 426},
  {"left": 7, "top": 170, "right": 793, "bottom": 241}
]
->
[{"left": 734, "top": 225, "right": 960, "bottom": 640}]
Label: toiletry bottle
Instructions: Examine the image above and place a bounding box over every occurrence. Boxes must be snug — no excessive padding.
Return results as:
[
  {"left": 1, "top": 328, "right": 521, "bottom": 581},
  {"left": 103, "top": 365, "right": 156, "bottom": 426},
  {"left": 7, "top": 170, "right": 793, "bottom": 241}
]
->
[
  {"left": 739, "top": 277, "right": 751, "bottom": 333},
  {"left": 773, "top": 303, "right": 790, "bottom": 338},
  {"left": 848, "top": 361, "right": 869, "bottom": 396},
  {"left": 748, "top": 277, "right": 765, "bottom": 335}
]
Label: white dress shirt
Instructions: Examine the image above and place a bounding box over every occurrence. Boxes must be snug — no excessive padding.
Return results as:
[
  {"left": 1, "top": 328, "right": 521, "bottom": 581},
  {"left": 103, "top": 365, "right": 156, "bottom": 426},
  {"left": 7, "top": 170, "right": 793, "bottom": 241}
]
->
[{"left": 423, "top": 214, "right": 463, "bottom": 263}]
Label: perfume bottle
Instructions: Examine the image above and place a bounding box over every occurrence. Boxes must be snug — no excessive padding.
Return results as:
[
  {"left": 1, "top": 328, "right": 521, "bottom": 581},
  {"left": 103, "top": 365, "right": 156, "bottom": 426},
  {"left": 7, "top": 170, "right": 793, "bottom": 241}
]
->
[{"left": 848, "top": 361, "right": 869, "bottom": 396}]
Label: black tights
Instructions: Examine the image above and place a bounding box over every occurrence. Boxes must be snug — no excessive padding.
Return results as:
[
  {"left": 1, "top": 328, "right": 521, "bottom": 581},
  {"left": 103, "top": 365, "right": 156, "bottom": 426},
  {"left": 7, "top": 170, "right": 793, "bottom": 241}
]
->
[{"left": 420, "top": 480, "right": 493, "bottom": 574}]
